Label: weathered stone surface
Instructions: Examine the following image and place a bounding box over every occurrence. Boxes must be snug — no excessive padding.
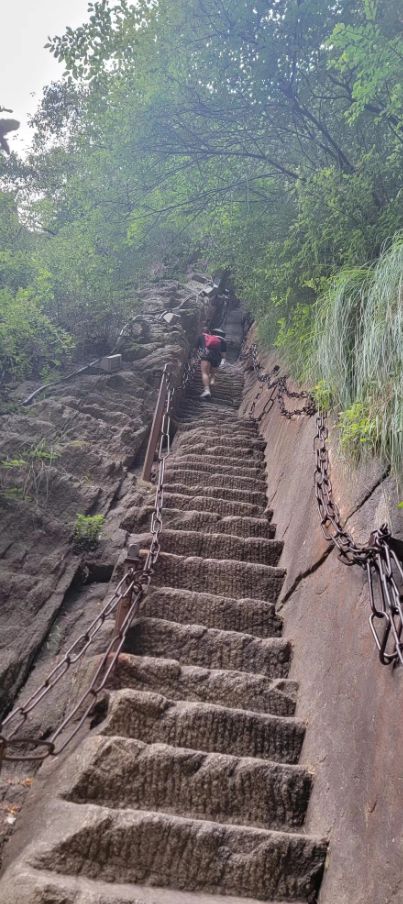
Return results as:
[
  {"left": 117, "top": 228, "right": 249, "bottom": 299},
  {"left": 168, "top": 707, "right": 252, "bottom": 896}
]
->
[
  {"left": 0, "top": 276, "right": 209, "bottom": 715},
  {"left": 111, "top": 654, "right": 297, "bottom": 715},
  {"left": 159, "top": 528, "right": 283, "bottom": 564},
  {"left": 30, "top": 803, "right": 326, "bottom": 900},
  {"left": 152, "top": 551, "right": 285, "bottom": 601},
  {"left": 0, "top": 313, "right": 328, "bottom": 904},
  {"left": 139, "top": 586, "right": 282, "bottom": 636},
  {"left": 102, "top": 689, "right": 304, "bottom": 763},
  {"left": 125, "top": 617, "right": 290, "bottom": 676},
  {"left": 64, "top": 735, "right": 312, "bottom": 830},
  {"left": 241, "top": 334, "right": 403, "bottom": 904}
]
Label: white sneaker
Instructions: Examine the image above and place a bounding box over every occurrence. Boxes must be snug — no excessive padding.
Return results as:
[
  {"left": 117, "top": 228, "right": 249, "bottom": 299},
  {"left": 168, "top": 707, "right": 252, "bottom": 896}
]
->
[{"left": 200, "top": 389, "right": 211, "bottom": 400}]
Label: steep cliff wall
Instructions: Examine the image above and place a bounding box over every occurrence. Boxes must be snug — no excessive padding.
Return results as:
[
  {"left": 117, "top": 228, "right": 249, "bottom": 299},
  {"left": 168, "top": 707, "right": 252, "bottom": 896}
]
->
[
  {"left": 0, "top": 273, "right": 223, "bottom": 854},
  {"left": 241, "top": 333, "right": 403, "bottom": 904}
]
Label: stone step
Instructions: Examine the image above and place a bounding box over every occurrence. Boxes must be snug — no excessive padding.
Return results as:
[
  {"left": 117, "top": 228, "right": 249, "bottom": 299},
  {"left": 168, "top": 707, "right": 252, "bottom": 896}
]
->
[
  {"left": 164, "top": 481, "right": 267, "bottom": 507},
  {"left": 125, "top": 618, "right": 290, "bottom": 677},
  {"left": 151, "top": 552, "right": 285, "bottom": 602},
  {"left": 165, "top": 468, "right": 267, "bottom": 493},
  {"left": 33, "top": 802, "right": 326, "bottom": 900},
  {"left": 112, "top": 654, "right": 297, "bottom": 716},
  {"left": 1, "top": 867, "right": 311, "bottom": 904},
  {"left": 171, "top": 447, "right": 266, "bottom": 468},
  {"left": 66, "top": 735, "right": 312, "bottom": 831},
  {"left": 168, "top": 454, "right": 266, "bottom": 479},
  {"left": 140, "top": 586, "right": 282, "bottom": 637},
  {"left": 164, "top": 490, "right": 264, "bottom": 518},
  {"left": 175, "top": 428, "right": 265, "bottom": 448},
  {"left": 102, "top": 690, "right": 305, "bottom": 764},
  {"left": 175, "top": 421, "right": 260, "bottom": 438},
  {"left": 174, "top": 442, "right": 265, "bottom": 462},
  {"left": 159, "top": 529, "right": 282, "bottom": 565},
  {"left": 178, "top": 410, "right": 254, "bottom": 427},
  {"left": 163, "top": 509, "right": 275, "bottom": 538},
  {"left": 189, "top": 393, "right": 244, "bottom": 403}
]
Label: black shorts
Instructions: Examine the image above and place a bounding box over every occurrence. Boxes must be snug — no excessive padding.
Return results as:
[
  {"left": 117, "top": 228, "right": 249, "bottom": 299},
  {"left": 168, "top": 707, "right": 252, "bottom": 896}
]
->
[{"left": 201, "top": 350, "right": 221, "bottom": 368}]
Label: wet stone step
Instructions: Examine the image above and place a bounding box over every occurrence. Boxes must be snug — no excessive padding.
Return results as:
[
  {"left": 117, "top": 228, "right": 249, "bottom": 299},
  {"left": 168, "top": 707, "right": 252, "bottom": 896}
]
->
[
  {"left": 65, "top": 735, "right": 312, "bottom": 831},
  {"left": 140, "top": 586, "right": 282, "bottom": 637},
  {"left": 151, "top": 552, "right": 285, "bottom": 602},
  {"left": 159, "top": 528, "right": 283, "bottom": 565},
  {"left": 102, "top": 690, "right": 305, "bottom": 763},
  {"left": 174, "top": 430, "right": 263, "bottom": 448},
  {"left": 125, "top": 618, "right": 290, "bottom": 676},
  {"left": 165, "top": 468, "right": 267, "bottom": 493},
  {"left": 171, "top": 448, "right": 266, "bottom": 467},
  {"left": 163, "top": 481, "right": 267, "bottom": 507},
  {"left": 1, "top": 868, "right": 311, "bottom": 903},
  {"left": 162, "top": 509, "right": 275, "bottom": 538},
  {"left": 34, "top": 802, "right": 326, "bottom": 900},
  {"left": 111, "top": 654, "right": 297, "bottom": 716},
  {"left": 168, "top": 454, "right": 266, "bottom": 478},
  {"left": 175, "top": 438, "right": 266, "bottom": 457},
  {"left": 163, "top": 491, "right": 265, "bottom": 518}
]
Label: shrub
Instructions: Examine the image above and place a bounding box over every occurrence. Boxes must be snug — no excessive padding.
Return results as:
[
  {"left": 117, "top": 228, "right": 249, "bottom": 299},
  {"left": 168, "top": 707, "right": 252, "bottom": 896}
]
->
[{"left": 73, "top": 513, "right": 105, "bottom": 551}]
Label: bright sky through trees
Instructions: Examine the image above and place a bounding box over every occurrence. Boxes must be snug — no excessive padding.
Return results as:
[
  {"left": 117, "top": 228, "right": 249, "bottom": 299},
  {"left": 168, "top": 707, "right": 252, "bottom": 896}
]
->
[{"left": 1, "top": 0, "right": 89, "bottom": 150}]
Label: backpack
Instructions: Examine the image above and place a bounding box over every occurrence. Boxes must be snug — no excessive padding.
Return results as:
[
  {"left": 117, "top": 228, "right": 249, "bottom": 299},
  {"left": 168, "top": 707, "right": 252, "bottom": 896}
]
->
[{"left": 203, "top": 333, "right": 222, "bottom": 350}]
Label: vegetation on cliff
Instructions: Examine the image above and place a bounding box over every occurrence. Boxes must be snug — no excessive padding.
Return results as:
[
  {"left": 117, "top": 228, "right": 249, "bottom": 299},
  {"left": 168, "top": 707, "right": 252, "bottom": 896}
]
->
[{"left": 0, "top": 0, "right": 402, "bottom": 467}]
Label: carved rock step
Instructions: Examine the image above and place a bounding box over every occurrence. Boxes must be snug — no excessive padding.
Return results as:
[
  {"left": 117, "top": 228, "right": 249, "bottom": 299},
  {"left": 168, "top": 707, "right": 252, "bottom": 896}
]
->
[
  {"left": 180, "top": 398, "right": 246, "bottom": 412},
  {"left": 168, "top": 441, "right": 265, "bottom": 477},
  {"left": 65, "top": 735, "right": 312, "bottom": 831},
  {"left": 140, "top": 586, "right": 282, "bottom": 637},
  {"left": 168, "top": 453, "right": 266, "bottom": 478},
  {"left": 0, "top": 868, "right": 311, "bottom": 904},
  {"left": 102, "top": 690, "right": 304, "bottom": 763},
  {"left": 174, "top": 429, "right": 263, "bottom": 447},
  {"left": 163, "top": 509, "right": 275, "bottom": 538},
  {"left": 176, "top": 411, "right": 253, "bottom": 426},
  {"left": 32, "top": 803, "right": 326, "bottom": 900},
  {"left": 175, "top": 420, "right": 262, "bottom": 436},
  {"left": 174, "top": 442, "right": 265, "bottom": 462},
  {"left": 112, "top": 654, "right": 297, "bottom": 716},
  {"left": 163, "top": 481, "right": 267, "bottom": 507},
  {"left": 165, "top": 467, "right": 267, "bottom": 493},
  {"left": 151, "top": 552, "right": 285, "bottom": 601},
  {"left": 164, "top": 490, "right": 263, "bottom": 518},
  {"left": 159, "top": 529, "right": 282, "bottom": 565},
  {"left": 125, "top": 618, "right": 290, "bottom": 677}
]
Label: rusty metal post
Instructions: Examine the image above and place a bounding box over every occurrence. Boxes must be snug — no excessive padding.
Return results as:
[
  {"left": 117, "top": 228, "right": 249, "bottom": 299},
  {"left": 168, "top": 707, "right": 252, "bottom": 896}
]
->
[
  {"left": 142, "top": 366, "right": 169, "bottom": 481},
  {"left": 112, "top": 587, "right": 133, "bottom": 656}
]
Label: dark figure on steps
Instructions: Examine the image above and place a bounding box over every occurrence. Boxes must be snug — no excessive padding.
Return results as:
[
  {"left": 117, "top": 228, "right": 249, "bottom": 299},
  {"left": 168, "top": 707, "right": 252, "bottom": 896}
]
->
[{"left": 197, "top": 328, "right": 227, "bottom": 399}]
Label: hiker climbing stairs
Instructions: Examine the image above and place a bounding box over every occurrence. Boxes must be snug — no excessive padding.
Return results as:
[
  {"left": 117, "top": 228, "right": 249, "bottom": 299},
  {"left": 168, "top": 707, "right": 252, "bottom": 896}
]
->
[{"left": 0, "top": 364, "right": 327, "bottom": 904}]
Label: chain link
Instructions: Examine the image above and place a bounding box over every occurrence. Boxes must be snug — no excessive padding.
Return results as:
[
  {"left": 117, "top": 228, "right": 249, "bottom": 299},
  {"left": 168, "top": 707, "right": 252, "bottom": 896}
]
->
[
  {"left": 0, "top": 371, "right": 175, "bottom": 766},
  {"left": 243, "top": 343, "right": 316, "bottom": 419},
  {"left": 243, "top": 343, "right": 403, "bottom": 667}
]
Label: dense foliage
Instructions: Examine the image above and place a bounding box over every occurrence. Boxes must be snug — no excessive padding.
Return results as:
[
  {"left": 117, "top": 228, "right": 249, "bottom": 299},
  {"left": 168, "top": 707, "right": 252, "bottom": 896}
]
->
[{"left": 1, "top": 0, "right": 402, "bottom": 466}]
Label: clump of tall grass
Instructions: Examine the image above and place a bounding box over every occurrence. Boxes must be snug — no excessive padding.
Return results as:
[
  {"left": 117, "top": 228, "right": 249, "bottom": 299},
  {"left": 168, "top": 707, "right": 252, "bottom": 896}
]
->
[{"left": 312, "top": 234, "right": 403, "bottom": 472}]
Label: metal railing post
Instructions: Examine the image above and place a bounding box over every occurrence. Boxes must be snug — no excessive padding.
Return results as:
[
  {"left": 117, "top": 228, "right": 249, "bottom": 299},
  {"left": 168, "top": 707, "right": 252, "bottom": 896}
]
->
[{"left": 142, "top": 365, "right": 170, "bottom": 481}]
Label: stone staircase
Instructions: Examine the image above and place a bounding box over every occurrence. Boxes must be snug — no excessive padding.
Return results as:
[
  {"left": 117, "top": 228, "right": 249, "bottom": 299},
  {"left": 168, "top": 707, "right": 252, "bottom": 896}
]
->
[{"left": 0, "top": 365, "right": 327, "bottom": 904}]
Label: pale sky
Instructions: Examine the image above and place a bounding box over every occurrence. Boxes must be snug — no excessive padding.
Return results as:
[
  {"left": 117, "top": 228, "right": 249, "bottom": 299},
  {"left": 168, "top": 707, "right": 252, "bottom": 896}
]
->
[{"left": 1, "top": 0, "right": 91, "bottom": 152}]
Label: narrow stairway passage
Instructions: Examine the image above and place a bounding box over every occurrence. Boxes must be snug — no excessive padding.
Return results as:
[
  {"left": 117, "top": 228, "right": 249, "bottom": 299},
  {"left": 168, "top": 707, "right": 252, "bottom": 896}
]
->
[{"left": 0, "top": 364, "right": 327, "bottom": 904}]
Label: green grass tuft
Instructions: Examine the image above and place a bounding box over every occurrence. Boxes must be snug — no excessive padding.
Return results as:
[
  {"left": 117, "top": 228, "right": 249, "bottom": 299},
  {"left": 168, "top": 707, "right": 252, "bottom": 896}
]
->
[{"left": 312, "top": 234, "right": 403, "bottom": 472}]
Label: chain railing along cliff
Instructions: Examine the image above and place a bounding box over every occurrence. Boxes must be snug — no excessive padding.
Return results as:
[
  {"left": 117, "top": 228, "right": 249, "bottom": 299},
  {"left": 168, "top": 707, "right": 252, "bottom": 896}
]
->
[
  {"left": 0, "top": 356, "right": 197, "bottom": 766},
  {"left": 243, "top": 342, "right": 403, "bottom": 668}
]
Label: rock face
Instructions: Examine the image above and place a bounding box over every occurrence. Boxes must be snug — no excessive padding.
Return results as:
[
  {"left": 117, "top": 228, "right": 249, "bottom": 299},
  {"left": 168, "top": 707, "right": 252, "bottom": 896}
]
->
[
  {"left": 240, "top": 336, "right": 403, "bottom": 904},
  {"left": 0, "top": 342, "right": 327, "bottom": 901},
  {"left": 0, "top": 274, "right": 213, "bottom": 859},
  {"left": 0, "top": 276, "right": 209, "bottom": 717}
]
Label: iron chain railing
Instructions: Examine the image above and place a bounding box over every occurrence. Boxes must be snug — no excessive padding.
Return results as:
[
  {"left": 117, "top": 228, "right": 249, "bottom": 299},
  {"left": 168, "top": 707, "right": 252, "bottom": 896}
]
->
[
  {"left": 0, "top": 368, "right": 175, "bottom": 766},
  {"left": 244, "top": 342, "right": 403, "bottom": 668}
]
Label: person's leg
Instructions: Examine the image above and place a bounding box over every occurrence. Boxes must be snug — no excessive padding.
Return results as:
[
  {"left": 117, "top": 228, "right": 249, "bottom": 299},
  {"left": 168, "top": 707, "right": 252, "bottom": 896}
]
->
[
  {"left": 200, "top": 359, "right": 212, "bottom": 397},
  {"left": 201, "top": 359, "right": 211, "bottom": 387},
  {"left": 210, "top": 366, "right": 217, "bottom": 386}
]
